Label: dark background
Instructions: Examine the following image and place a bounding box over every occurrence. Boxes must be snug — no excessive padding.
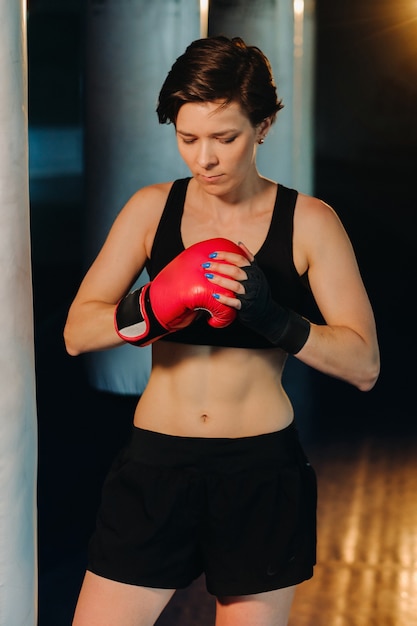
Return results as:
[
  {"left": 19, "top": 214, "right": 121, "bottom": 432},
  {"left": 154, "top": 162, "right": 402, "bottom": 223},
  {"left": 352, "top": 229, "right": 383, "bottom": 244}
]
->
[{"left": 27, "top": 0, "right": 417, "bottom": 623}]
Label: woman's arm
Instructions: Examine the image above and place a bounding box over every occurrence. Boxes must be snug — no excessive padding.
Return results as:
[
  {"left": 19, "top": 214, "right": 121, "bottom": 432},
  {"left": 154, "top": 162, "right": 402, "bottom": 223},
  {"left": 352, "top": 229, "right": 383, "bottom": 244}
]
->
[
  {"left": 63, "top": 183, "right": 170, "bottom": 356},
  {"left": 202, "top": 195, "right": 380, "bottom": 392},
  {"left": 292, "top": 194, "right": 380, "bottom": 391}
]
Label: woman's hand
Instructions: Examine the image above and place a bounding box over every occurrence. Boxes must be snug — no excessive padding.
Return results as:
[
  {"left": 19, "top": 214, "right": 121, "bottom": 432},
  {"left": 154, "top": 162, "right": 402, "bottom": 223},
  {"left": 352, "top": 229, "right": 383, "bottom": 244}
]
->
[
  {"left": 203, "top": 242, "right": 310, "bottom": 354},
  {"left": 201, "top": 241, "right": 253, "bottom": 309}
]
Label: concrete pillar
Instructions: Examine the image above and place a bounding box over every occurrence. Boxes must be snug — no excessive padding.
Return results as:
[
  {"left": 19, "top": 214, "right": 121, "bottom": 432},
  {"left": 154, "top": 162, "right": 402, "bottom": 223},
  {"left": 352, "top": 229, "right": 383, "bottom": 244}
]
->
[
  {"left": 209, "top": 0, "right": 316, "bottom": 194},
  {"left": 84, "top": 0, "right": 200, "bottom": 394},
  {"left": 0, "top": 1, "right": 38, "bottom": 624}
]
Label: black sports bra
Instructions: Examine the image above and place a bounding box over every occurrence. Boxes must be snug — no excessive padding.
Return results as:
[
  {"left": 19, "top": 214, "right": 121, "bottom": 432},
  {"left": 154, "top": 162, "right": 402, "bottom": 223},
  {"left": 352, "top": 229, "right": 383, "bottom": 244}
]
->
[{"left": 146, "top": 178, "right": 310, "bottom": 349}]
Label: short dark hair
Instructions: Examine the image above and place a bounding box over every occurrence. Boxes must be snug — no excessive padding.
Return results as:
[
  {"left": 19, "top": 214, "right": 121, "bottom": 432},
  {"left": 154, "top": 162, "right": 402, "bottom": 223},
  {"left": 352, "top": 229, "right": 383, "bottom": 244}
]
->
[{"left": 156, "top": 36, "right": 284, "bottom": 127}]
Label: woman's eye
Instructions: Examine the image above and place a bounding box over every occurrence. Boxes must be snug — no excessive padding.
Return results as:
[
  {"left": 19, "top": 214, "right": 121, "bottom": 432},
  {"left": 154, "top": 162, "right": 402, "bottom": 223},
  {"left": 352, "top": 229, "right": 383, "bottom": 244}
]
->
[
  {"left": 182, "top": 138, "right": 196, "bottom": 144},
  {"left": 220, "top": 136, "right": 237, "bottom": 144}
]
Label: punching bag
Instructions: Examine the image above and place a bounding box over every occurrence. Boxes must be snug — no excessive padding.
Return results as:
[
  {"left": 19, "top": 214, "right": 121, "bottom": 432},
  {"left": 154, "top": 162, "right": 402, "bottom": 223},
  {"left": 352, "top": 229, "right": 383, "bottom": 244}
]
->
[
  {"left": 0, "top": 1, "right": 38, "bottom": 624},
  {"left": 83, "top": 0, "right": 200, "bottom": 395}
]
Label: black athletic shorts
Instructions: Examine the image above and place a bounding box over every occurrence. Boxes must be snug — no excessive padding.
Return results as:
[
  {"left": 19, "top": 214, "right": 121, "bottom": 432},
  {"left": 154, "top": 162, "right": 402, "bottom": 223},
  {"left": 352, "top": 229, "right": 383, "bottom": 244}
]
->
[{"left": 87, "top": 421, "right": 317, "bottom": 596}]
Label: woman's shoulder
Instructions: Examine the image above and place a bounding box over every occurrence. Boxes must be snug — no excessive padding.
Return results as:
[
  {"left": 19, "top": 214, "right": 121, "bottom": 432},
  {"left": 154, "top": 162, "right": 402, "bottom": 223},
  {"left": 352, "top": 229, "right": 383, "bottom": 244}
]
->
[
  {"left": 117, "top": 180, "right": 176, "bottom": 226},
  {"left": 127, "top": 180, "right": 175, "bottom": 208},
  {"left": 107, "top": 181, "right": 176, "bottom": 256},
  {"left": 292, "top": 191, "right": 351, "bottom": 274},
  {"left": 294, "top": 191, "right": 345, "bottom": 235}
]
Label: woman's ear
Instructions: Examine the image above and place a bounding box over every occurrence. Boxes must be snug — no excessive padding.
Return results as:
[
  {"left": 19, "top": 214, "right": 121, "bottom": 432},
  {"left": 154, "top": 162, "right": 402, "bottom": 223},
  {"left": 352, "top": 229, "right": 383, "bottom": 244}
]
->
[{"left": 256, "top": 117, "right": 273, "bottom": 144}]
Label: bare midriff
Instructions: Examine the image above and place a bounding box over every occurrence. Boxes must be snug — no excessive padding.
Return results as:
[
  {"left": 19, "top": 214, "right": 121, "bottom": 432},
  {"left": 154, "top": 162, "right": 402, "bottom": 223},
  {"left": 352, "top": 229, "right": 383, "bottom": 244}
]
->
[{"left": 134, "top": 341, "right": 293, "bottom": 438}]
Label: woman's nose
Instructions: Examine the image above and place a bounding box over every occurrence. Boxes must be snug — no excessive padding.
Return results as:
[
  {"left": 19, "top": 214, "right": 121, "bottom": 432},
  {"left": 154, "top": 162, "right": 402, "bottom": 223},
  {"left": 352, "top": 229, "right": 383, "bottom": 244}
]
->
[{"left": 197, "top": 141, "right": 219, "bottom": 169}]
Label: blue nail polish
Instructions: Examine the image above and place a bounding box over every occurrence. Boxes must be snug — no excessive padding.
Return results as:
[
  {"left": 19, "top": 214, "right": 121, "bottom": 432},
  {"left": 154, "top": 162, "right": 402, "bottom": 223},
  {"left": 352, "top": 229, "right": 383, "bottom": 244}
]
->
[
  {"left": 201, "top": 262, "right": 211, "bottom": 269},
  {"left": 212, "top": 293, "right": 220, "bottom": 299},
  {"left": 208, "top": 252, "right": 217, "bottom": 259},
  {"left": 205, "top": 273, "right": 214, "bottom": 279}
]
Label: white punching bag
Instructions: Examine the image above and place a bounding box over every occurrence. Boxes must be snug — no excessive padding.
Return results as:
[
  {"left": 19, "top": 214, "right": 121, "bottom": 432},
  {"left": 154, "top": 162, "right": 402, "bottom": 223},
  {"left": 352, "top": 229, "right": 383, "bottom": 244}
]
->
[
  {"left": 0, "top": 1, "right": 38, "bottom": 624},
  {"left": 83, "top": 0, "right": 200, "bottom": 395}
]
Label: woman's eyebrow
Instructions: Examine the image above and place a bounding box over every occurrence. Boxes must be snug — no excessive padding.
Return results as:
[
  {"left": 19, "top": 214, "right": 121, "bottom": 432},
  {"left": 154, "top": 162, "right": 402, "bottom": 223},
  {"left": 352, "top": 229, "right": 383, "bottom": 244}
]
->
[{"left": 176, "top": 128, "right": 239, "bottom": 137}]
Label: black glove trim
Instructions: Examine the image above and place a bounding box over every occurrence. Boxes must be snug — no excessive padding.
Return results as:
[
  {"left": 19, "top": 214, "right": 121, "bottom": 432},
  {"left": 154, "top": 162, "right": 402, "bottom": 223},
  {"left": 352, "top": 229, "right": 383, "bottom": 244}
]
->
[{"left": 114, "top": 284, "right": 168, "bottom": 347}]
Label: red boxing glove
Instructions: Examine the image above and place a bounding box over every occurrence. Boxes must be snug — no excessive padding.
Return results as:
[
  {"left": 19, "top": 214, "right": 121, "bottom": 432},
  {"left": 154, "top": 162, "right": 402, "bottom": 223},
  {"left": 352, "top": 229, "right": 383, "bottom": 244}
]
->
[
  {"left": 151, "top": 237, "right": 247, "bottom": 329},
  {"left": 115, "top": 238, "right": 246, "bottom": 346}
]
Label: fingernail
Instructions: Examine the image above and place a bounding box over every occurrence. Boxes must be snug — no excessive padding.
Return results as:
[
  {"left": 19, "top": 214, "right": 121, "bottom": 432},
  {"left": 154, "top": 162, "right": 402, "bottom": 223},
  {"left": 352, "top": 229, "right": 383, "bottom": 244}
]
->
[
  {"left": 205, "top": 273, "right": 214, "bottom": 279},
  {"left": 201, "top": 262, "right": 211, "bottom": 269},
  {"left": 208, "top": 252, "right": 218, "bottom": 259},
  {"left": 212, "top": 293, "right": 220, "bottom": 299}
]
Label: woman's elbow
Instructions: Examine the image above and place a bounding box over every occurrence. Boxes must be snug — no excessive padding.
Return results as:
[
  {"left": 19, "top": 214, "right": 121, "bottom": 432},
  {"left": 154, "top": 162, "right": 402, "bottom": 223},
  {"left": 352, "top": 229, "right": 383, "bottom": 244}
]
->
[
  {"left": 356, "top": 352, "right": 380, "bottom": 392},
  {"left": 63, "top": 322, "right": 82, "bottom": 357}
]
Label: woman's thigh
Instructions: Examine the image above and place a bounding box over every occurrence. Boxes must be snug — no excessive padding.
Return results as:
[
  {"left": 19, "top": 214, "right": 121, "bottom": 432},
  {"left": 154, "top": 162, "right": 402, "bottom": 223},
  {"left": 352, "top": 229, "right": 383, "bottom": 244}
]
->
[
  {"left": 215, "top": 585, "right": 296, "bottom": 626},
  {"left": 72, "top": 571, "right": 175, "bottom": 626}
]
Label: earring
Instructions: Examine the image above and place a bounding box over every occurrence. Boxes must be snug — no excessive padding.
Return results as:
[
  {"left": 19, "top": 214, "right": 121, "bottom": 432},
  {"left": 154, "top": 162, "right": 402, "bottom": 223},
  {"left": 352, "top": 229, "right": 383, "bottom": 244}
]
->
[{"left": 258, "top": 137, "right": 265, "bottom": 144}]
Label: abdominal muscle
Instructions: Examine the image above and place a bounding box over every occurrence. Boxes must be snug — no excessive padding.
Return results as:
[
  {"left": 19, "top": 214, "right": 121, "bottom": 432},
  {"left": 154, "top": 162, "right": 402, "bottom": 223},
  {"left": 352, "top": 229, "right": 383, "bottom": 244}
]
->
[{"left": 133, "top": 341, "right": 294, "bottom": 438}]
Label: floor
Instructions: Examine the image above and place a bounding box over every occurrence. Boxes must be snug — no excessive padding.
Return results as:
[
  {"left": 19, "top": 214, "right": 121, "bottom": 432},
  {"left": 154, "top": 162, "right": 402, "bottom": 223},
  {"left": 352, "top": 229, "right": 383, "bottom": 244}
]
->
[{"left": 288, "top": 436, "right": 417, "bottom": 626}]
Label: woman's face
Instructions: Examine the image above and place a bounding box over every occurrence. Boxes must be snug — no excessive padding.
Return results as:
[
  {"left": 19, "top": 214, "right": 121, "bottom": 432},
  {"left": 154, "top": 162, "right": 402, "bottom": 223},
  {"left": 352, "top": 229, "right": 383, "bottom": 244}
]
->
[{"left": 175, "top": 100, "right": 266, "bottom": 196}]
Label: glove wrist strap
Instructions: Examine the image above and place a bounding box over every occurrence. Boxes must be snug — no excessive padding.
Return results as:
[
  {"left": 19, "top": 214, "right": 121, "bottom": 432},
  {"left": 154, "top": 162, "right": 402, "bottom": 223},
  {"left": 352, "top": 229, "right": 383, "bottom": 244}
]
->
[
  {"left": 270, "top": 306, "right": 311, "bottom": 354},
  {"left": 114, "top": 284, "right": 169, "bottom": 347}
]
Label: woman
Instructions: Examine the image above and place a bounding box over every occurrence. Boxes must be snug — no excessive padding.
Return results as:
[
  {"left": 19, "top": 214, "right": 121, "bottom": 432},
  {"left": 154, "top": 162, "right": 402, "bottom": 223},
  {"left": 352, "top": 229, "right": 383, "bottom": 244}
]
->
[{"left": 64, "top": 36, "right": 380, "bottom": 626}]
